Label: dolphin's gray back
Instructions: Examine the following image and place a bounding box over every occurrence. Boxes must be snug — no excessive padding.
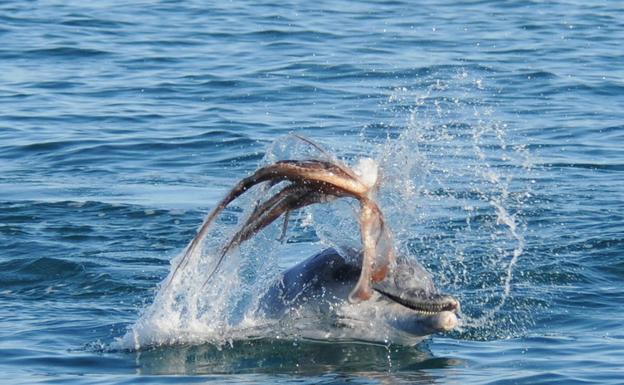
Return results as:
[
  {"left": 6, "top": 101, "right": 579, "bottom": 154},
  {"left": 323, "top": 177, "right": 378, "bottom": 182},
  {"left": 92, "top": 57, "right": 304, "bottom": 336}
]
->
[{"left": 257, "top": 248, "right": 360, "bottom": 318}]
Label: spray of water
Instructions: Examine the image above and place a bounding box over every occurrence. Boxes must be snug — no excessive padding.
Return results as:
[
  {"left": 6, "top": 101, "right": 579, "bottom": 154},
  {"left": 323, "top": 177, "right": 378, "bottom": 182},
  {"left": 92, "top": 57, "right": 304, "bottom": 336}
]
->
[
  {"left": 116, "top": 135, "right": 352, "bottom": 350},
  {"left": 363, "top": 70, "right": 532, "bottom": 337},
  {"left": 304, "top": 70, "right": 531, "bottom": 339}
]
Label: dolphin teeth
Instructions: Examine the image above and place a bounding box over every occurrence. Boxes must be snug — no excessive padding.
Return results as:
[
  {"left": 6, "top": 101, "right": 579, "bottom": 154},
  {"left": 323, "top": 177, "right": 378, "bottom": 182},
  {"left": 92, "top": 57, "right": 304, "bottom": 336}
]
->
[{"left": 374, "top": 289, "right": 459, "bottom": 314}]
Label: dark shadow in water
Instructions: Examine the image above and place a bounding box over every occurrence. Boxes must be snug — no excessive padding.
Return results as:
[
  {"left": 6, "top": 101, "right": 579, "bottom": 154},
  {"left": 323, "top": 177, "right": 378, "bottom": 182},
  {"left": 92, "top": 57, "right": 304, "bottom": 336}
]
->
[{"left": 130, "top": 338, "right": 463, "bottom": 382}]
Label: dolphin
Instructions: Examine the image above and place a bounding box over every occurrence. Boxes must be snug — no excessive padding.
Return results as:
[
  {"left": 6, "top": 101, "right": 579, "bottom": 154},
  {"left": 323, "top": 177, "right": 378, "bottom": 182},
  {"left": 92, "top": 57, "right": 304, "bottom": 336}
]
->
[{"left": 256, "top": 248, "right": 460, "bottom": 344}]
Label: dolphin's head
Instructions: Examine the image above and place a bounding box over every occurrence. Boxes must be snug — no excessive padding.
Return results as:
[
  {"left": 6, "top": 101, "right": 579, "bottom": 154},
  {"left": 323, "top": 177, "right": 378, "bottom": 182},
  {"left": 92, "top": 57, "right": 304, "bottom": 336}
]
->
[
  {"left": 260, "top": 249, "right": 459, "bottom": 344},
  {"left": 316, "top": 252, "right": 460, "bottom": 344},
  {"left": 323, "top": 255, "right": 458, "bottom": 344},
  {"left": 368, "top": 256, "right": 460, "bottom": 337}
]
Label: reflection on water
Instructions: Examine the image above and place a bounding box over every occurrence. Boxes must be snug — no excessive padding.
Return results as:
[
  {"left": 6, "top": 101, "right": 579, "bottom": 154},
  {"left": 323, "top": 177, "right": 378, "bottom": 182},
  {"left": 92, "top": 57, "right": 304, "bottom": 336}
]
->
[{"left": 132, "top": 338, "right": 463, "bottom": 380}]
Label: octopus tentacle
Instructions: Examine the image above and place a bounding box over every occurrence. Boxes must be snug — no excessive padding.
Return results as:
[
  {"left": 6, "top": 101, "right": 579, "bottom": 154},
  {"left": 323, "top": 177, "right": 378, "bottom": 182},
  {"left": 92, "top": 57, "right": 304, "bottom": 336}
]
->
[
  {"left": 164, "top": 154, "right": 396, "bottom": 304},
  {"left": 346, "top": 200, "right": 386, "bottom": 301},
  {"left": 289, "top": 134, "right": 360, "bottom": 181},
  {"left": 221, "top": 184, "right": 311, "bottom": 261},
  {"left": 165, "top": 160, "right": 366, "bottom": 290},
  {"left": 278, "top": 210, "right": 290, "bottom": 243},
  {"left": 201, "top": 184, "right": 334, "bottom": 289},
  {"left": 222, "top": 181, "right": 347, "bottom": 260}
]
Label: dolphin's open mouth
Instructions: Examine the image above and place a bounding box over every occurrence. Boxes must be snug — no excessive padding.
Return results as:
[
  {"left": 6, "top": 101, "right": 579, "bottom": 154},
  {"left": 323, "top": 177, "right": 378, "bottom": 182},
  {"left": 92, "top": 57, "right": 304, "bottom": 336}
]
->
[{"left": 374, "top": 289, "right": 459, "bottom": 315}]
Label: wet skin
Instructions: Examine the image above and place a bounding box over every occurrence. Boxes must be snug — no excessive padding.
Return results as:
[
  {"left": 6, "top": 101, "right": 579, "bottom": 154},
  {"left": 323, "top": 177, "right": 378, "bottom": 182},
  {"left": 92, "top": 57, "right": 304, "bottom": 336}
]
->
[{"left": 257, "top": 248, "right": 460, "bottom": 342}]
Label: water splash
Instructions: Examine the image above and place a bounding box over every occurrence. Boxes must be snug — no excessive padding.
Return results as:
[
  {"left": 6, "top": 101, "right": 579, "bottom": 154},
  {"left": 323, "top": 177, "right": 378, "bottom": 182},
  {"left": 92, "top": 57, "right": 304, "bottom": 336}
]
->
[
  {"left": 305, "top": 70, "right": 531, "bottom": 340},
  {"left": 365, "top": 69, "right": 533, "bottom": 338},
  {"left": 119, "top": 70, "right": 532, "bottom": 349},
  {"left": 116, "top": 135, "right": 352, "bottom": 350}
]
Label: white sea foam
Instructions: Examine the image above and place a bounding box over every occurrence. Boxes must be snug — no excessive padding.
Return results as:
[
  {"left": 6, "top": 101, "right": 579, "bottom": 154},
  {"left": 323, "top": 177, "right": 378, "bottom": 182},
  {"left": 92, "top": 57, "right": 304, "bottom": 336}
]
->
[{"left": 352, "top": 157, "right": 379, "bottom": 191}]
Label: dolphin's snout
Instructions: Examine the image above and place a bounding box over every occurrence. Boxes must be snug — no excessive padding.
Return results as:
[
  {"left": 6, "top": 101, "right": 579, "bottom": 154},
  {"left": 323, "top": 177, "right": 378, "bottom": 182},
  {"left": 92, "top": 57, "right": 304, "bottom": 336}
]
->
[{"left": 429, "top": 311, "right": 458, "bottom": 332}]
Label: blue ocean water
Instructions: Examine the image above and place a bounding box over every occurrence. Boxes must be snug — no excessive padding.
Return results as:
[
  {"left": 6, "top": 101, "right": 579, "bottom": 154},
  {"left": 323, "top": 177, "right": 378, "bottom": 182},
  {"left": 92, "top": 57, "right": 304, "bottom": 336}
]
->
[{"left": 1, "top": 1, "right": 623, "bottom": 383}]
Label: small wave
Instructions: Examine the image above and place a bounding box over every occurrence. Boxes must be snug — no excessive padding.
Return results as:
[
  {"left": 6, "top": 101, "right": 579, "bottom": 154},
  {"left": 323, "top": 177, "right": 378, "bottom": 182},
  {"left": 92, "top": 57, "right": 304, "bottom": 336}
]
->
[
  {"left": 241, "top": 29, "right": 343, "bottom": 41},
  {"left": 542, "top": 162, "right": 624, "bottom": 171},
  {"left": 26, "top": 80, "right": 84, "bottom": 90},
  {"left": 0, "top": 257, "right": 86, "bottom": 286},
  {"left": 0, "top": 255, "right": 152, "bottom": 300},
  {"left": 24, "top": 46, "right": 110, "bottom": 58},
  {"left": 0, "top": 132, "right": 260, "bottom": 170},
  {"left": 60, "top": 17, "right": 131, "bottom": 29}
]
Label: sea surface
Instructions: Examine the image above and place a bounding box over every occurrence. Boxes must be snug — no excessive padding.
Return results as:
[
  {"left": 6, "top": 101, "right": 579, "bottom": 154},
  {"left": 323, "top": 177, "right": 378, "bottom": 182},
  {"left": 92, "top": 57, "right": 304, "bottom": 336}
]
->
[{"left": 1, "top": 1, "right": 623, "bottom": 384}]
